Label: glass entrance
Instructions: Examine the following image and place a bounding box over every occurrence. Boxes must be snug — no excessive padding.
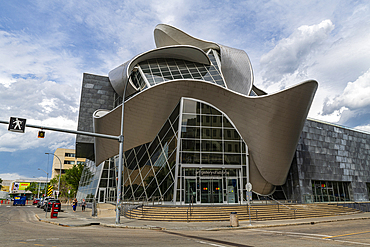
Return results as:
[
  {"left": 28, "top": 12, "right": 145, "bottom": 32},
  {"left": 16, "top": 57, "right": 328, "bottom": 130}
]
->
[
  {"left": 185, "top": 179, "right": 196, "bottom": 203},
  {"left": 98, "top": 188, "right": 106, "bottom": 203},
  {"left": 200, "top": 179, "right": 222, "bottom": 203},
  {"left": 227, "top": 179, "right": 238, "bottom": 203}
]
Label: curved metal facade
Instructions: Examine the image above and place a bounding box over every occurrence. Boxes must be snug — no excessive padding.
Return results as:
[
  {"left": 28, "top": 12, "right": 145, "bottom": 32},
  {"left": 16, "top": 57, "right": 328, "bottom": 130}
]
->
[{"left": 94, "top": 24, "right": 318, "bottom": 196}]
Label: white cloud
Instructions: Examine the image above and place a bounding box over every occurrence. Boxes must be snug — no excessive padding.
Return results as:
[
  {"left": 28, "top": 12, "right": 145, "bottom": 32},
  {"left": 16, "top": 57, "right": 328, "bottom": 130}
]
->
[
  {"left": 355, "top": 124, "right": 370, "bottom": 133},
  {"left": 323, "top": 68, "right": 370, "bottom": 114},
  {"left": 0, "top": 173, "right": 22, "bottom": 180},
  {"left": 260, "top": 20, "right": 334, "bottom": 85}
]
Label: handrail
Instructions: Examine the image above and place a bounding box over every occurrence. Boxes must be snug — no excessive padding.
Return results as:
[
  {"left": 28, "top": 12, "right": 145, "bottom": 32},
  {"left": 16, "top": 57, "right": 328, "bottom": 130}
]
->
[
  {"left": 268, "top": 196, "right": 297, "bottom": 219},
  {"left": 187, "top": 195, "right": 194, "bottom": 223},
  {"left": 267, "top": 195, "right": 294, "bottom": 211}
]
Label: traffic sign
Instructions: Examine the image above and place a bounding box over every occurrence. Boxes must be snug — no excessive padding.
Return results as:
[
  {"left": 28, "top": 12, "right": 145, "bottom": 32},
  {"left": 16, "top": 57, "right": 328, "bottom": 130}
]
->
[
  {"left": 246, "top": 182, "right": 252, "bottom": 191},
  {"left": 8, "top": 117, "right": 26, "bottom": 133},
  {"left": 246, "top": 191, "right": 252, "bottom": 201}
]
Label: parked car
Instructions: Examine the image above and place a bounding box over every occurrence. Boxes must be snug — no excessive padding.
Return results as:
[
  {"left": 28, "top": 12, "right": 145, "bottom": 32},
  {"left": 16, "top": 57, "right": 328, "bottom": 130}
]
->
[
  {"left": 44, "top": 199, "right": 61, "bottom": 212},
  {"left": 40, "top": 197, "right": 54, "bottom": 209},
  {"left": 32, "top": 198, "right": 41, "bottom": 205}
]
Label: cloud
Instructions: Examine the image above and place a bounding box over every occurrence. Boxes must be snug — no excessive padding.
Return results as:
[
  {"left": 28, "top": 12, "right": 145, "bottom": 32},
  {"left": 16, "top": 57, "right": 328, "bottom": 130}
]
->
[
  {"left": 322, "top": 68, "right": 370, "bottom": 114},
  {"left": 0, "top": 30, "right": 82, "bottom": 153},
  {"left": 260, "top": 20, "right": 334, "bottom": 85},
  {"left": 0, "top": 173, "right": 23, "bottom": 180}
]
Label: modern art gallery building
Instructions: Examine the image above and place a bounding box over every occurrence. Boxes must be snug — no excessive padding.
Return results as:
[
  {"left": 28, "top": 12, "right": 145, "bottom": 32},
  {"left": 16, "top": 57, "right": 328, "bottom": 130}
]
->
[{"left": 75, "top": 24, "right": 370, "bottom": 205}]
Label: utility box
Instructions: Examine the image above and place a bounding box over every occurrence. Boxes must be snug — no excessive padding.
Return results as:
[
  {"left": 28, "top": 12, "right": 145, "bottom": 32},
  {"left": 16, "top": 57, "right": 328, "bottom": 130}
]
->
[
  {"left": 13, "top": 196, "right": 27, "bottom": 206},
  {"left": 51, "top": 202, "right": 61, "bottom": 218}
]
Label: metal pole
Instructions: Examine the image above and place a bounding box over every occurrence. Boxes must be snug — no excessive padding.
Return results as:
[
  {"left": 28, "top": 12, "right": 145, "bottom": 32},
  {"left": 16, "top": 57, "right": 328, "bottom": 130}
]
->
[
  {"left": 37, "top": 182, "right": 40, "bottom": 198},
  {"left": 0, "top": 120, "right": 119, "bottom": 140},
  {"left": 116, "top": 81, "right": 128, "bottom": 224},
  {"left": 45, "top": 153, "right": 62, "bottom": 199},
  {"left": 38, "top": 168, "right": 48, "bottom": 218}
]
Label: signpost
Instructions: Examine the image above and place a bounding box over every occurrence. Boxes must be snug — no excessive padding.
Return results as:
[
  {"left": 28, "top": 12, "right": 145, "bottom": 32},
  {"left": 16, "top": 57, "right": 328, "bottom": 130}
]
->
[
  {"left": 1, "top": 115, "right": 123, "bottom": 223},
  {"left": 246, "top": 182, "right": 252, "bottom": 226}
]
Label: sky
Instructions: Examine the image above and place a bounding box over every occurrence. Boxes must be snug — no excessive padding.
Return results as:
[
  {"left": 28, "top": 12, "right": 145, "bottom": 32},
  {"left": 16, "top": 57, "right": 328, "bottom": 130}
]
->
[{"left": 0, "top": 0, "right": 370, "bottom": 181}]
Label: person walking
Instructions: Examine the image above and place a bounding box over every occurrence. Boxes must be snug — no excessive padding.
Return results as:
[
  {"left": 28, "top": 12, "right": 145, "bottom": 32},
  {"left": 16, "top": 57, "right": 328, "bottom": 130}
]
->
[
  {"left": 72, "top": 198, "right": 77, "bottom": 212},
  {"left": 81, "top": 199, "right": 86, "bottom": 212}
]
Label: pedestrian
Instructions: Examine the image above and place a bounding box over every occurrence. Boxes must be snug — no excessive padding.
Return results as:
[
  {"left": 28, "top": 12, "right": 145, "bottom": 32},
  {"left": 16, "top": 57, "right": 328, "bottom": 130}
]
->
[
  {"left": 81, "top": 199, "right": 86, "bottom": 212},
  {"left": 72, "top": 198, "right": 77, "bottom": 212}
]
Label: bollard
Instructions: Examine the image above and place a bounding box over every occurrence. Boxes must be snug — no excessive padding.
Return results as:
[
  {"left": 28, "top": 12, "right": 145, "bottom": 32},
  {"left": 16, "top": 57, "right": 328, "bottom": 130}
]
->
[{"left": 230, "top": 212, "right": 239, "bottom": 227}]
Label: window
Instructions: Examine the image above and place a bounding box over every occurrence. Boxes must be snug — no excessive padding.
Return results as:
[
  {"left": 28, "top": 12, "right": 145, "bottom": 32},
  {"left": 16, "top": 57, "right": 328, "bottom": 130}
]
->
[
  {"left": 311, "top": 180, "right": 351, "bottom": 202},
  {"left": 65, "top": 153, "right": 75, "bottom": 157},
  {"left": 64, "top": 161, "right": 75, "bottom": 165}
]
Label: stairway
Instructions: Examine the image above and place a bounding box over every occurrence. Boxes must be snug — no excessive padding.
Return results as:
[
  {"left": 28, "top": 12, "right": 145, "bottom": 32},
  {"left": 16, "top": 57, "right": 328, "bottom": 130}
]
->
[{"left": 125, "top": 203, "right": 361, "bottom": 222}]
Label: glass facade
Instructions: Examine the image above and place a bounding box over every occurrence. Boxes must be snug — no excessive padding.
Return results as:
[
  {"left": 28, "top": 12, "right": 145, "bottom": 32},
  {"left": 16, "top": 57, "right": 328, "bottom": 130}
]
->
[
  {"left": 76, "top": 159, "right": 102, "bottom": 203},
  {"left": 114, "top": 97, "right": 248, "bottom": 204},
  {"left": 311, "top": 180, "right": 351, "bottom": 202},
  {"left": 128, "top": 49, "right": 225, "bottom": 95}
]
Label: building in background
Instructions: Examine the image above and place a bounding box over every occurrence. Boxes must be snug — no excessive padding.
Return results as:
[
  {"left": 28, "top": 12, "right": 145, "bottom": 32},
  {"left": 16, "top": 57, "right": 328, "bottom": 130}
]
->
[
  {"left": 5, "top": 179, "right": 48, "bottom": 200},
  {"left": 51, "top": 148, "right": 86, "bottom": 179},
  {"left": 75, "top": 24, "right": 370, "bottom": 205}
]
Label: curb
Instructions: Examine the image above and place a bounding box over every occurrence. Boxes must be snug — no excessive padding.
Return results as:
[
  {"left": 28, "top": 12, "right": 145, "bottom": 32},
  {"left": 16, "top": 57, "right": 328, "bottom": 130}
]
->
[
  {"left": 206, "top": 215, "right": 370, "bottom": 231},
  {"left": 34, "top": 213, "right": 370, "bottom": 231}
]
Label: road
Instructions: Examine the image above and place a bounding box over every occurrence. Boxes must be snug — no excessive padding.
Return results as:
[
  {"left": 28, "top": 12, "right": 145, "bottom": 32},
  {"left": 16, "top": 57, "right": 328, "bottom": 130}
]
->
[{"left": 1, "top": 205, "right": 370, "bottom": 246}]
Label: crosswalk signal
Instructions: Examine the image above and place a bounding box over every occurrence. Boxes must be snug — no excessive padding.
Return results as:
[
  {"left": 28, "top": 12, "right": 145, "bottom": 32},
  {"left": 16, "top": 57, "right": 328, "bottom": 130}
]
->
[{"left": 38, "top": 131, "right": 45, "bottom": 138}]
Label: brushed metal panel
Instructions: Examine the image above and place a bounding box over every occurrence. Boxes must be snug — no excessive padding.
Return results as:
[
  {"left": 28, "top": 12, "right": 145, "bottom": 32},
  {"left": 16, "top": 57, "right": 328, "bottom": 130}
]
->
[{"left": 93, "top": 79, "right": 317, "bottom": 195}]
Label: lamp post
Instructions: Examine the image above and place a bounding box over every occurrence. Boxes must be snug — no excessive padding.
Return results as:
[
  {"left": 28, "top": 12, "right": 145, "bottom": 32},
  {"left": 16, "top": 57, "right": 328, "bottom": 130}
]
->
[
  {"left": 38, "top": 168, "right": 49, "bottom": 218},
  {"left": 38, "top": 168, "right": 48, "bottom": 197},
  {"left": 45, "top": 153, "right": 62, "bottom": 199}
]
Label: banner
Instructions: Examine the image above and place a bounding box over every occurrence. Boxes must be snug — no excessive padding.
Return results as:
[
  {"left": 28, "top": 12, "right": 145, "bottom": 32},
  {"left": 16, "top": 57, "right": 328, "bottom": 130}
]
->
[{"left": 12, "top": 182, "right": 31, "bottom": 191}]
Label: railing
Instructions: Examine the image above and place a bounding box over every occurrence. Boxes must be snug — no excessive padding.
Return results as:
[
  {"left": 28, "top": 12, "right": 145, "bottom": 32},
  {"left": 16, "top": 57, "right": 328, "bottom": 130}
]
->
[
  {"left": 186, "top": 195, "right": 194, "bottom": 223},
  {"left": 267, "top": 196, "right": 297, "bottom": 219},
  {"left": 121, "top": 196, "right": 165, "bottom": 218}
]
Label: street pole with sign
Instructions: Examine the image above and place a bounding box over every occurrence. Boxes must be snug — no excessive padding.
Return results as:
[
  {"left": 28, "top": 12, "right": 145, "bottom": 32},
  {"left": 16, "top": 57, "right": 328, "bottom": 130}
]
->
[{"left": 246, "top": 183, "right": 252, "bottom": 226}]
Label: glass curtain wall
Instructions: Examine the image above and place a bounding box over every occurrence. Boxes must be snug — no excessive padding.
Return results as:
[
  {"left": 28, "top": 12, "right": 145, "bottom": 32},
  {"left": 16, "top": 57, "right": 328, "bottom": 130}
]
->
[
  {"left": 115, "top": 97, "right": 249, "bottom": 204},
  {"left": 118, "top": 102, "right": 180, "bottom": 203},
  {"left": 76, "top": 159, "right": 103, "bottom": 203},
  {"left": 311, "top": 180, "right": 352, "bottom": 202},
  {"left": 177, "top": 98, "right": 248, "bottom": 204}
]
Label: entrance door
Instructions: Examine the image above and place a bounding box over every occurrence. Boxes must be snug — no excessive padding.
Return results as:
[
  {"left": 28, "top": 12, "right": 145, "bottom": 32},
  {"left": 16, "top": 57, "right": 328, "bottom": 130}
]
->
[
  {"left": 200, "top": 179, "right": 222, "bottom": 203},
  {"left": 108, "top": 188, "right": 116, "bottom": 202},
  {"left": 98, "top": 188, "right": 106, "bottom": 203},
  {"left": 227, "top": 179, "right": 238, "bottom": 203},
  {"left": 185, "top": 179, "right": 196, "bottom": 204}
]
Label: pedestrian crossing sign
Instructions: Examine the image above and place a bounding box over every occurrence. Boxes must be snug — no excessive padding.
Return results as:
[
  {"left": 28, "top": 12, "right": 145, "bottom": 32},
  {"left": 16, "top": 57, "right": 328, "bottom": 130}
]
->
[{"left": 8, "top": 117, "right": 26, "bottom": 133}]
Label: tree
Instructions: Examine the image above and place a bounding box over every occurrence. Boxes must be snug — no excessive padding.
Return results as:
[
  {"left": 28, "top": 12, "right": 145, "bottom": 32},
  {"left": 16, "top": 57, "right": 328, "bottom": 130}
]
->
[
  {"left": 49, "top": 175, "right": 74, "bottom": 199},
  {"left": 25, "top": 182, "right": 40, "bottom": 198},
  {"left": 0, "top": 178, "right": 3, "bottom": 190},
  {"left": 64, "top": 163, "right": 84, "bottom": 196}
]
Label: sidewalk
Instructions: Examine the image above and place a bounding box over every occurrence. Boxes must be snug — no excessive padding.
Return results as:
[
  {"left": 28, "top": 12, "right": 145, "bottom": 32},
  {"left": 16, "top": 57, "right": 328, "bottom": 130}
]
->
[{"left": 35, "top": 204, "right": 370, "bottom": 231}]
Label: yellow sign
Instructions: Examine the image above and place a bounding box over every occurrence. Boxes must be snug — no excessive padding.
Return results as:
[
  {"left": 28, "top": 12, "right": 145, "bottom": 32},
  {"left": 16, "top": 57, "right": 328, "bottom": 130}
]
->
[{"left": 12, "top": 182, "right": 30, "bottom": 191}]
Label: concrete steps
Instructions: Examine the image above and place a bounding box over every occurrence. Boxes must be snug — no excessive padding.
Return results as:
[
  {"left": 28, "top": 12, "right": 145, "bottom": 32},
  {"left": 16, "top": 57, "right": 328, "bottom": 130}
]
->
[{"left": 125, "top": 203, "right": 361, "bottom": 222}]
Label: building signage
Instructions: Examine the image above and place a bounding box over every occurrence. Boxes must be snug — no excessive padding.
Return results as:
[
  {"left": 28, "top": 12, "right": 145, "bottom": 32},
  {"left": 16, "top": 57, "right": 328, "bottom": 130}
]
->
[{"left": 196, "top": 170, "right": 229, "bottom": 176}]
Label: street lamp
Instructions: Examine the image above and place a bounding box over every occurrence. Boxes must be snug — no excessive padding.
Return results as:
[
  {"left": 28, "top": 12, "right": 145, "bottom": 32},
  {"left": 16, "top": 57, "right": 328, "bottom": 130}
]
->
[
  {"left": 38, "top": 168, "right": 48, "bottom": 198},
  {"left": 45, "top": 153, "right": 62, "bottom": 199},
  {"left": 38, "top": 168, "right": 49, "bottom": 218}
]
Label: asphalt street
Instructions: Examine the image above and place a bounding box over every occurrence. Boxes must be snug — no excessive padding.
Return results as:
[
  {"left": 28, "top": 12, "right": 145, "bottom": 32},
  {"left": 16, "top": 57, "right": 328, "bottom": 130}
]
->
[{"left": 1, "top": 204, "right": 370, "bottom": 247}]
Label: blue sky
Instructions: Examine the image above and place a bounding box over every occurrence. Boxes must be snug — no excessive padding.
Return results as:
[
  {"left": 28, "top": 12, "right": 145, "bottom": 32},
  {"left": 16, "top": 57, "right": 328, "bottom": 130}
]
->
[{"left": 1, "top": 0, "right": 370, "bottom": 180}]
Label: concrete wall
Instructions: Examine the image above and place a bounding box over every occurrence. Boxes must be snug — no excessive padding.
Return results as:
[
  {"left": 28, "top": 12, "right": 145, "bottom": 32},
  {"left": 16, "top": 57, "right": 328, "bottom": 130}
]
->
[
  {"left": 76, "top": 73, "right": 115, "bottom": 160},
  {"left": 286, "top": 119, "right": 370, "bottom": 202}
]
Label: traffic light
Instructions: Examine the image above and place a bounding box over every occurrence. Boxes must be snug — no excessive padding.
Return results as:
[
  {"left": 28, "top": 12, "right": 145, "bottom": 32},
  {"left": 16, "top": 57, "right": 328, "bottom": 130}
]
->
[{"left": 38, "top": 131, "right": 45, "bottom": 138}]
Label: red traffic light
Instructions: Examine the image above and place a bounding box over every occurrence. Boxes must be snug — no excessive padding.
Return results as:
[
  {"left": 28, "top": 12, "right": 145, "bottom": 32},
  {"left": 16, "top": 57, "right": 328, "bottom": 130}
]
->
[{"left": 38, "top": 131, "right": 45, "bottom": 138}]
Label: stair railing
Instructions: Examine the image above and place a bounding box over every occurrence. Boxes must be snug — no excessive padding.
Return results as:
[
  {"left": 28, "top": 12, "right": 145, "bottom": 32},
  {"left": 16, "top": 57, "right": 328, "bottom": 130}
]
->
[
  {"left": 187, "top": 195, "right": 194, "bottom": 223},
  {"left": 268, "top": 195, "right": 297, "bottom": 219}
]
